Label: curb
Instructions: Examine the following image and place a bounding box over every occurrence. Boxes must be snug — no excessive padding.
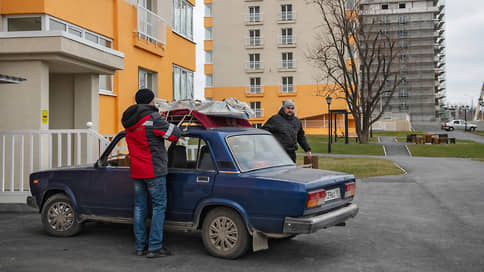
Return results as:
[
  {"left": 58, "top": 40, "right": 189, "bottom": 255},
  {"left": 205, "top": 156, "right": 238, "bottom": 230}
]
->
[{"left": 0, "top": 203, "right": 37, "bottom": 213}]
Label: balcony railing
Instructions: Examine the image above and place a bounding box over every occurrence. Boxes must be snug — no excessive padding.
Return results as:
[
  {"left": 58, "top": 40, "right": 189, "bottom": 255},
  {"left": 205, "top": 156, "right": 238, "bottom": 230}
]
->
[
  {"left": 137, "top": 5, "right": 167, "bottom": 45},
  {"left": 279, "top": 84, "right": 296, "bottom": 93},
  {"left": 246, "top": 13, "right": 263, "bottom": 24},
  {"left": 246, "top": 86, "right": 264, "bottom": 94},
  {"left": 245, "top": 37, "right": 263, "bottom": 47},
  {"left": 280, "top": 59, "right": 296, "bottom": 69},
  {"left": 280, "top": 11, "right": 296, "bottom": 22},
  {"left": 246, "top": 61, "right": 264, "bottom": 71},
  {"left": 252, "top": 108, "right": 264, "bottom": 118},
  {"left": 279, "top": 35, "right": 296, "bottom": 46}
]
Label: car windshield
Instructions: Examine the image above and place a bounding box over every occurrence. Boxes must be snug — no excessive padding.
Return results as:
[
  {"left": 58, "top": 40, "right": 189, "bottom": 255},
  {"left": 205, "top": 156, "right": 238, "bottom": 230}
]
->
[{"left": 226, "top": 134, "right": 294, "bottom": 172}]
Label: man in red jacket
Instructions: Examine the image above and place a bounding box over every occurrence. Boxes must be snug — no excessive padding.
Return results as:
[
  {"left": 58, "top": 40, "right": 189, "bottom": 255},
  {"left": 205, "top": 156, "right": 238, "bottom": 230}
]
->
[{"left": 121, "top": 88, "right": 181, "bottom": 258}]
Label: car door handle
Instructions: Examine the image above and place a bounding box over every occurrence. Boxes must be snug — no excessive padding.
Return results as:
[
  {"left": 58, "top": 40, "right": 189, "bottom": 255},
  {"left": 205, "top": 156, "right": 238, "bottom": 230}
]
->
[{"left": 197, "top": 176, "right": 210, "bottom": 183}]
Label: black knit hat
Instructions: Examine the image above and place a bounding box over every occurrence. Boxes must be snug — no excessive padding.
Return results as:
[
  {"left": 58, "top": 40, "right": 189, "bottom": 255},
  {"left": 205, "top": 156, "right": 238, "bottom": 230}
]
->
[{"left": 135, "top": 88, "right": 155, "bottom": 104}]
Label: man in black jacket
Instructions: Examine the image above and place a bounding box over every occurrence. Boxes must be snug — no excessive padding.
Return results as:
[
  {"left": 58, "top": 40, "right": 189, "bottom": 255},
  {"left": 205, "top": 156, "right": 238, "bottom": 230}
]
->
[{"left": 262, "top": 100, "right": 311, "bottom": 162}]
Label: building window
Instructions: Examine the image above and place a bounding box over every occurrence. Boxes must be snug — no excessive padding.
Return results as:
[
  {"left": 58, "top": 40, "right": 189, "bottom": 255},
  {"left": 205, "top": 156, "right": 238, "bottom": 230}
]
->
[
  {"left": 382, "top": 4, "right": 389, "bottom": 9},
  {"left": 173, "top": 65, "right": 194, "bottom": 100},
  {"left": 252, "top": 123, "right": 262, "bottom": 128},
  {"left": 205, "top": 74, "right": 213, "bottom": 87},
  {"left": 248, "top": 6, "right": 261, "bottom": 23},
  {"left": 49, "top": 18, "right": 67, "bottom": 31},
  {"left": 173, "top": 0, "right": 193, "bottom": 40},
  {"left": 398, "top": 15, "right": 408, "bottom": 24},
  {"left": 281, "top": 4, "right": 294, "bottom": 21},
  {"left": 248, "top": 53, "right": 261, "bottom": 70},
  {"left": 280, "top": 28, "right": 295, "bottom": 45},
  {"left": 7, "top": 17, "right": 42, "bottom": 31},
  {"left": 248, "top": 29, "right": 261, "bottom": 46},
  {"left": 205, "top": 27, "right": 212, "bottom": 40},
  {"left": 205, "top": 51, "right": 213, "bottom": 64},
  {"left": 398, "top": 29, "right": 408, "bottom": 37},
  {"left": 139, "top": 68, "right": 157, "bottom": 95},
  {"left": 249, "top": 77, "right": 262, "bottom": 93},
  {"left": 399, "top": 3, "right": 406, "bottom": 8},
  {"left": 282, "top": 76, "right": 294, "bottom": 93},
  {"left": 205, "top": 3, "right": 212, "bottom": 17},
  {"left": 281, "top": 52, "right": 294, "bottom": 69},
  {"left": 250, "top": 102, "right": 263, "bottom": 117},
  {"left": 399, "top": 103, "right": 408, "bottom": 111},
  {"left": 400, "top": 54, "right": 408, "bottom": 62},
  {"left": 399, "top": 88, "right": 408, "bottom": 97},
  {"left": 99, "top": 75, "right": 113, "bottom": 94},
  {"left": 401, "top": 77, "right": 407, "bottom": 85}
]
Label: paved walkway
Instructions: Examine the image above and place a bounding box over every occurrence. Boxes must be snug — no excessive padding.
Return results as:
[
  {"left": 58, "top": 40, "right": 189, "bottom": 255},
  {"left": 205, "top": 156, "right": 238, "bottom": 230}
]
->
[{"left": 378, "top": 136, "right": 411, "bottom": 157}]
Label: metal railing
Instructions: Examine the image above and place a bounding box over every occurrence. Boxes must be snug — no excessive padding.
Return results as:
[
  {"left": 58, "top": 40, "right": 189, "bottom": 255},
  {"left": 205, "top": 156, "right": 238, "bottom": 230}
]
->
[
  {"left": 246, "top": 85, "right": 264, "bottom": 94},
  {"left": 280, "top": 59, "right": 296, "bottom": 69},
  {"left": 279, "top": 35, "right": 296, "bottom": 45},
  {"left": 0, "top": 125, "right": 109, "bottom": 193},
  {"left": 137, "top": 5, "right": 167, "bottom": 45},
  {"left": 245, "top": 37, "right": 264, "bottom": 47},
  {"left": 246, "top": 13, "right": 263, "bottom": 24},
  {"left": 252, "top": 109, "right": 265, "bottom": 118},
  {"left": 246, "top": 61, "right": 264, "bottom": 71},
  {"left": 280, "top": 11, "right": 296, "bottom": 21},
  {"left": 279, "top": 84, "right": 296, "bottom": 93}
]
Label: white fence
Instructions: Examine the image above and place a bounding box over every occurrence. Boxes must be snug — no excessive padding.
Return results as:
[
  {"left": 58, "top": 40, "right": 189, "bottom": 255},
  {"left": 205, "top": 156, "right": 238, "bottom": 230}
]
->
[
  {"left": 137, "top": 5, "right": 167, "bottom": 45},
  {"left": 0, "top": 128, "right": 109, "bottom": 193}
]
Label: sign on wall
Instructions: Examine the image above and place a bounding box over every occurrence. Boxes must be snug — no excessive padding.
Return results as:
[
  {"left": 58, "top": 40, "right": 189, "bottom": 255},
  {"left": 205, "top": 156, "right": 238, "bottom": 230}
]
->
[{"left": 42, "top": 110, "right": 48, "bottom": 124}]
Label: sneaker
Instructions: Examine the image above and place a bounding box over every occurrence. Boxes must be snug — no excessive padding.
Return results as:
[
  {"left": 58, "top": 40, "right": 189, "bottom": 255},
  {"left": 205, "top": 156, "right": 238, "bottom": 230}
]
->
[
  {"left": 135, "top": 249, "right": 147, "bottom": 256},
  {"left": 146, "top": 247, "right": 172, "bottom": 258}
]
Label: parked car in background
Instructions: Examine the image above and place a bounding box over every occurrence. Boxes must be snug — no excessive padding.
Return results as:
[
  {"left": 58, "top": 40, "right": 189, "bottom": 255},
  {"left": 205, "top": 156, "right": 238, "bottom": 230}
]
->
[
  {"left": 441, "top": 120, "right": 477, "bottom": 131},
  {"left": 27, "top": 113, "right": 358, "bottom": 259}
]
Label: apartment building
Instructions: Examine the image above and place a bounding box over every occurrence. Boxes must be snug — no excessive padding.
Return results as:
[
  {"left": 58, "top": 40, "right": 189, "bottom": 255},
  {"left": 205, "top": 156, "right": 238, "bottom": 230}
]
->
[
  {"left": 203, "top": 0, "right": 353, "bottom": 134},
  {"left": 0, "top": 0, "right": 196, "bottom": 134},
  {"left": 360, "top": 0, "right": 446, "bottom": 121}
]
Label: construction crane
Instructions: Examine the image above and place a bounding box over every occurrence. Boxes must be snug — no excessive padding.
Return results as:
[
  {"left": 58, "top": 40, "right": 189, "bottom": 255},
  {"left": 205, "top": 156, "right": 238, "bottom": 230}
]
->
[{"left": 475, "top": 83, "right": 484, "bottom": 121}]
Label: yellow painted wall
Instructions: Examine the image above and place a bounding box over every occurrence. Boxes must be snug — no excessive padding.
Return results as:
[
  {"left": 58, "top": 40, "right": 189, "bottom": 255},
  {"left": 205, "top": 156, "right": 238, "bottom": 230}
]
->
[{"left": 206, "top": 84, "right": 356, "bottom": 134}]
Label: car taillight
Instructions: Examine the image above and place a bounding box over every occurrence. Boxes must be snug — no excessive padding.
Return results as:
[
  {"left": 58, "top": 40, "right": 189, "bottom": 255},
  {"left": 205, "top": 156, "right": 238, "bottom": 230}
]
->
[
  {"left": 307, "top": 189, "right": 326, "bottom": 208},
  {"left": 345, "top": 182, "right": 356, "bottom": 198}
]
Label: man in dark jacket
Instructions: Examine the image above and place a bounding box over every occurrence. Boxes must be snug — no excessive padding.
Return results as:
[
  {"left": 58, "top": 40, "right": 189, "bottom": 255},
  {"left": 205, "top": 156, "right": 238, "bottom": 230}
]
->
[
  {"left": 262, "top": 100, "right": 311, "bottom": 162},
  {"left": 121, "top": 88, "right": 181, "bottom": 258}
]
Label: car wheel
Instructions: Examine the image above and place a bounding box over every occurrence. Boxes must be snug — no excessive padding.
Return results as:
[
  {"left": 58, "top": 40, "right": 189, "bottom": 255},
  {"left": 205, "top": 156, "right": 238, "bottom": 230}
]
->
[
  {"left": 449, "top": 127, "right": 454, "bottom": 131},
  {"left": 201, "top": 207, "right": 250, "bottom": 259},
  {"left": 41, "top": 193, "right": 82, "bottom": 237}
]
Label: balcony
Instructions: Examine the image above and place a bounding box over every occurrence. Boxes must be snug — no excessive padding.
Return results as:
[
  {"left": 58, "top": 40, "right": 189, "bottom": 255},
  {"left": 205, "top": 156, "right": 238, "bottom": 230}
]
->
[
  {"left": 245, "top": 37, "right": 264, "bottom": 48},
  {"left": 246, "top": 86, "right": 264, "bottom": 95},
  {"left": 245, "top": 61, "right": 264, "bottom": 73},
  {"left": 280, "top": 59, "right": 296, "bottom": 70},
  {"left": 278, "top": 35, "right": 296, "bottom": 47},
  {"left": 137, "top": 5, "right": 167, "bottom": 45},
  {"left": 245, "top": 13, "right": 263, "bottom": 25},
  {"left": 279, "top": 11, "right": 296, "bottom": 23}
]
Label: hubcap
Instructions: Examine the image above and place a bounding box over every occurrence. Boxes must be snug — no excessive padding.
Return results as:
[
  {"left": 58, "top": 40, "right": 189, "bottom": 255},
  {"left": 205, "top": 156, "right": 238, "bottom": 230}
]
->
[
  {"left": 208, "top": 216, "right": 238, "bottom": 251},
  {"left": 47, "top": 201, "right": 75, "bottom": 232}
]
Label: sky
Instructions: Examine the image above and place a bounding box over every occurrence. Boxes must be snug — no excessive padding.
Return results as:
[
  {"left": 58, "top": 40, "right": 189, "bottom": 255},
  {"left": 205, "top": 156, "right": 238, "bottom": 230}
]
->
[{"left": 445, "top": 0, "right": 484, "bottom": 106}]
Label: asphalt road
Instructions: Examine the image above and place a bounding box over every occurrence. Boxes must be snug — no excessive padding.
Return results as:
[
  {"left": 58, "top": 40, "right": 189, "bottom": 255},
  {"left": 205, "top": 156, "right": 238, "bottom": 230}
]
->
[{"left": 1, "top": 156, "right": 483, "bottom": 272}]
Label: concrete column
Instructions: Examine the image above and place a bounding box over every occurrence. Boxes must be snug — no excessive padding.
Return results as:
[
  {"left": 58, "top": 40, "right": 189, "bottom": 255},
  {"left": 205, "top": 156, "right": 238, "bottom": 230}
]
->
[{"left": 74, "top": 74, "right": 99, "bottom": 131}]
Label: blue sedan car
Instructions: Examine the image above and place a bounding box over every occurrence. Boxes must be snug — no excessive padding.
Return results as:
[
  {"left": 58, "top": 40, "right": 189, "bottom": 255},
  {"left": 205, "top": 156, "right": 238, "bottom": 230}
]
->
[{"left": 28, "top": 126, "right": 358, "bottom": 259}]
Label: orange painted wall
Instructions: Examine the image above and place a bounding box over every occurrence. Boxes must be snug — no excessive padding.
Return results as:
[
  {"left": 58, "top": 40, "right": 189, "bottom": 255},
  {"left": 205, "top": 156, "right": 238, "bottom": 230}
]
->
[
  {"left": 1, "top": 0, "right": 196, "bottom": 134},
  {"left": 206, "top": 84, "right": 355, "bottom": 134}
]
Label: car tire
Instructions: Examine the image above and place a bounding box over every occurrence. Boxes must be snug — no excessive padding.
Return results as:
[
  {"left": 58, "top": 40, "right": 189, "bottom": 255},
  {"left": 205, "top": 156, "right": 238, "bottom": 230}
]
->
[
  {"left": 41, "top": 193, "right": 82, "bottom": 237},
  {"left": 201, "top": 207, "right": 250, "bottom": 259},
  {"left": 449, "top": 127, "right": 454, "bottom": 131}
]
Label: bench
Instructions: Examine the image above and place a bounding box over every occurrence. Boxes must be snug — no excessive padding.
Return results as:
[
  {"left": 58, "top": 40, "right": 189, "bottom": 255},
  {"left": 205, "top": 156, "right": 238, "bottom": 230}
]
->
[
  {"left": 347, "top": 132, "right": 359, "bottom": 143},
  {"left": 449, "top": 138, "right": 456, "bottom": 144}
]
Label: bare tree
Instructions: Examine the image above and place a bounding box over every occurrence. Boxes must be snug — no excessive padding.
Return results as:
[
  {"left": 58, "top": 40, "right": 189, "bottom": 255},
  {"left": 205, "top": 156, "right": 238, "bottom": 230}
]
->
[{"left": 309, "top": 0, "right": 401, "bottom": 144}]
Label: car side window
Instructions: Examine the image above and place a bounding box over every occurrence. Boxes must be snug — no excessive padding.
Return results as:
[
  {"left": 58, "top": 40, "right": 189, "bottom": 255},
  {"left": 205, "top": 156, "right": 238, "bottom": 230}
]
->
[
  {"left": 105, "top": 136, "right": 130, "bottom": 167},
  {"left": 168, "top": 136, "right": 214, "bottom": 171}
]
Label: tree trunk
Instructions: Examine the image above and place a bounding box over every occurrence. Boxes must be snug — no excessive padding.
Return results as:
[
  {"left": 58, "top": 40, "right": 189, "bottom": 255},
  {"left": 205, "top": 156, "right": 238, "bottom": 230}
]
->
[{"left": 359, "top": 128, "right": 369, "bottom": 144}]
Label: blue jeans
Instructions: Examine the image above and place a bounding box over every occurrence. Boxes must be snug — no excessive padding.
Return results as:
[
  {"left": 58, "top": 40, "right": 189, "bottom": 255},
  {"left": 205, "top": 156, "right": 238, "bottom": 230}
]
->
[{"left": 133, "top": 176, "right": 167, "bottom": 252}]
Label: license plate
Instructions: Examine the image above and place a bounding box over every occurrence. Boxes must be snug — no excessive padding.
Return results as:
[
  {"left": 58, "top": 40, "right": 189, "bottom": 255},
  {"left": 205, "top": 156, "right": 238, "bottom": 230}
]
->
[{"left": 325, "top": 188, "right": 341, "bottom": 201}]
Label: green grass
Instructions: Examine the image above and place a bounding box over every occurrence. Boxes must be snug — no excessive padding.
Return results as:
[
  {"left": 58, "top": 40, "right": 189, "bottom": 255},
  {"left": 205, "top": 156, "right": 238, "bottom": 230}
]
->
[
  {"left": 408, "top": 141, "right": 484, "bottom": 159},
  {"left": 373, "top": 131, "right": 425, "bottom": 137},
  {"left": 297, "top": 156, "right": 405, "bottom": 178},
  {"left": 305, "top": 135, "right": 384, "bottom": 155},
  {"left": 472, "top": 131, "right": 484, "bottom": 137}
]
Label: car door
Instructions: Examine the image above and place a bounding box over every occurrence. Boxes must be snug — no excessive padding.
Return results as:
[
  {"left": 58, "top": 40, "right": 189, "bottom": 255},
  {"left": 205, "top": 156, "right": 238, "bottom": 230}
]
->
[
  {"left": 165, "top": 136, "right": 217, "bottom": 222},
  {"left": 87, "top": 134, "right": 134, "bottom": 218}
]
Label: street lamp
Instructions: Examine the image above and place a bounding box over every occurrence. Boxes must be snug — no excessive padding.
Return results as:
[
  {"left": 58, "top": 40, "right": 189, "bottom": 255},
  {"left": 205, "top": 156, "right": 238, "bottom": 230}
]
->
[
  {"left": 326, "top": 95, "right": 332, "bottom": 153},
  {"left": 464, "top": 105, "right": 470, "bottom": 131},
  {"left": 479, "top": 97, "right": 484, "bottom": 120}
]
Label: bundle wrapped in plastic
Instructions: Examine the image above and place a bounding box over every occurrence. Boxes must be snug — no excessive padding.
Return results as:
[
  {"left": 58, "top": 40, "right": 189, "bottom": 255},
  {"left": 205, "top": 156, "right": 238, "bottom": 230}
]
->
[{"left": 157, "top": 98, "right": 255, "bottom": 120}]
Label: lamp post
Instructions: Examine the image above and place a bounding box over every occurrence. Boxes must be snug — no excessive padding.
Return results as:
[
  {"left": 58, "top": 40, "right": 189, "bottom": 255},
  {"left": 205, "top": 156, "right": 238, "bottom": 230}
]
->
[
  {"left": 479, "top": 98, "right": 484, "bottom": 120},
  {"left": 326, "top": 95, "right": 332, "bottom": 153},
  {"left": 464, "top": 105, "right": 470, "bottom": 131}
]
